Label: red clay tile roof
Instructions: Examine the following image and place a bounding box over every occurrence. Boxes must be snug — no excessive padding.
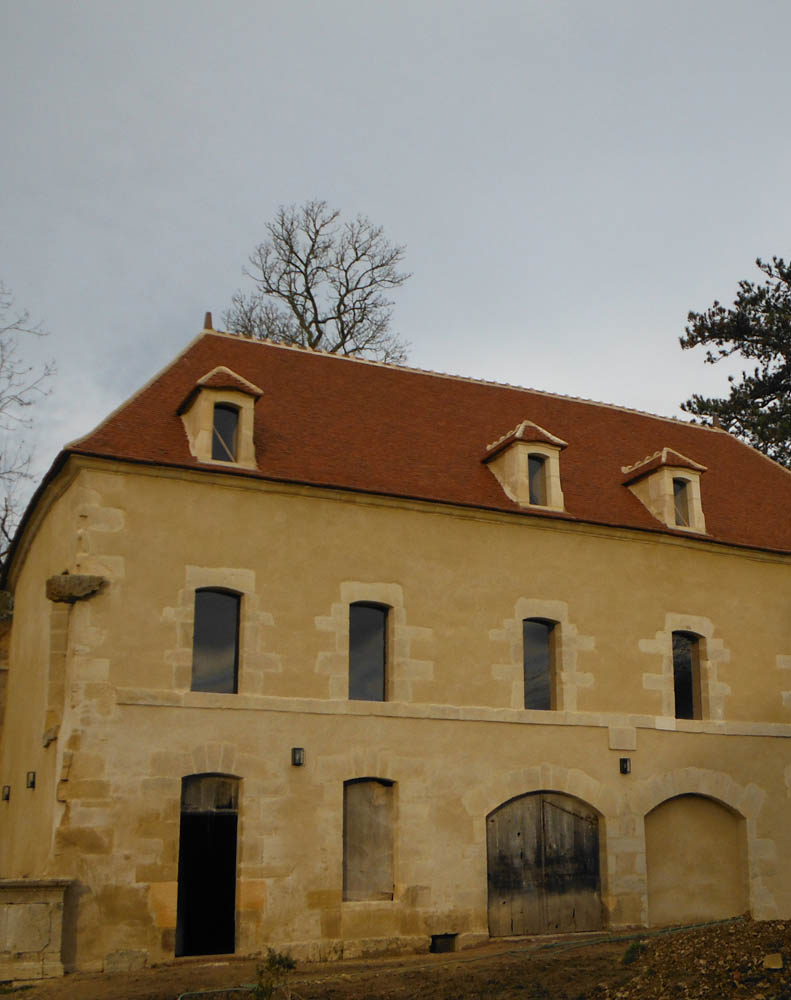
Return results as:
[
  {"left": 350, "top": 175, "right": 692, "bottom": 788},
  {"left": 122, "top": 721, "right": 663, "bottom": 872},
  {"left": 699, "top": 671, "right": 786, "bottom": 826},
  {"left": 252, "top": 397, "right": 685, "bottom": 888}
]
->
[
  {"left": 621, "top": 447, "right": 708, "bottom": 485},
  {"left": 67, "top": 331, "right": 791, "bottom": 554}
]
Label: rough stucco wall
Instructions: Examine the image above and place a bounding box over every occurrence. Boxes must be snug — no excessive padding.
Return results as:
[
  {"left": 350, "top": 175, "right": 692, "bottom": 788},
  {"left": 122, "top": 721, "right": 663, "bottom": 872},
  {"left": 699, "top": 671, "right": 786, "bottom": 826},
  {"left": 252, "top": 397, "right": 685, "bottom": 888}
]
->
[
  {"left": 645, "top": 794, "right": 748, "bottom": 925},
  {"left": 1, "top": 458, "right": 790, "bottom": 971},
  {"left": 0, "top": 616, "right": 10, "bottom": 736},
  {"left": 55, "top": 461, "right": 791, "bottom": 721},
  {"left": 0, "top": 480, "right": 78, "bottom": 878}
]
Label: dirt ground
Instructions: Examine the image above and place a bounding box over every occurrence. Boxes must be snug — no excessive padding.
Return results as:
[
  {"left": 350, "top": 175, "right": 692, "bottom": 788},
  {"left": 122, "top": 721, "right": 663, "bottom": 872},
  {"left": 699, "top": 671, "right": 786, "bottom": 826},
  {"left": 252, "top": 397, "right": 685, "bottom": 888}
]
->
[{"left": 3, "top": 917, "right": 791, "bottom": 1000}]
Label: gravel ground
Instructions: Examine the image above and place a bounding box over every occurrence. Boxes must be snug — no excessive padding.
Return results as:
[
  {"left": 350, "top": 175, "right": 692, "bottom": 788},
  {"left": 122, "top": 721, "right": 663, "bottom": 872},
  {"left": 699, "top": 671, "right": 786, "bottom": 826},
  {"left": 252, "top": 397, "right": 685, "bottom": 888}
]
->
[{"left": 2, "top": 916, "right": 789, "bottom": 1000}]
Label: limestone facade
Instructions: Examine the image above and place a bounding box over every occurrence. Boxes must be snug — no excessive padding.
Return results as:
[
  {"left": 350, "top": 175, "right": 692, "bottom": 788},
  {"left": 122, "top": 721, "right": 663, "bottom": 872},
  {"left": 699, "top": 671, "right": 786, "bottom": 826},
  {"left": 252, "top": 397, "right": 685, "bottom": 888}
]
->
[{"left": 0, "top": 332, "right": 789, "bottom": 976}]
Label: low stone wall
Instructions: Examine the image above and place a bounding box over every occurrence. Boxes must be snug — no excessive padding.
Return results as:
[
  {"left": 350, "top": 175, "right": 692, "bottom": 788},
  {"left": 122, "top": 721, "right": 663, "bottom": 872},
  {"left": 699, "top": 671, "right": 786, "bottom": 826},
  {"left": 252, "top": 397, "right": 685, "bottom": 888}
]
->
[{"left": 0, "top": 880, "right": 73, "bottom": 980}]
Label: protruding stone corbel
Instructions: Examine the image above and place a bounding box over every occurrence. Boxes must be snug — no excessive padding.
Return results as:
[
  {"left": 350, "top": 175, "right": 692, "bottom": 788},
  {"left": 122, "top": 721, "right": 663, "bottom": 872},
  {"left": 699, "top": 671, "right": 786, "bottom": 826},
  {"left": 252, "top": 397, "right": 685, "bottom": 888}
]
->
[{"left": 45, "top": 573, "right": 107, "bottom": 603}]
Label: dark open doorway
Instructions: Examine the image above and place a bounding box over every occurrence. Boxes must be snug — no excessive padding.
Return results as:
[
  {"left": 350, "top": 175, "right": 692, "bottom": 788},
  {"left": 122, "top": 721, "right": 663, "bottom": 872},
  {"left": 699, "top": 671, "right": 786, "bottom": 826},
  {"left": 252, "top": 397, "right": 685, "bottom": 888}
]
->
[{"left": 175, "top": 773, "right": 239, "bottom": 957}]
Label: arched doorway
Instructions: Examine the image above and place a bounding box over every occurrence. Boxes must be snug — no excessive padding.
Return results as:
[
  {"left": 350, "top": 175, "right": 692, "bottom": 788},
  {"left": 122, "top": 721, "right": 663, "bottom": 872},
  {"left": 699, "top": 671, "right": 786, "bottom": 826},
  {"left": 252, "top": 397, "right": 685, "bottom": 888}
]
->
[
  {"left": 487, "top": 791, "right": 602, "bottom": 936},
  {"left": 175, "top": 773, "right": 240, "bottom": 956},
  {"left": 645, "top": 794, "right": 748, "bottom": 926}
]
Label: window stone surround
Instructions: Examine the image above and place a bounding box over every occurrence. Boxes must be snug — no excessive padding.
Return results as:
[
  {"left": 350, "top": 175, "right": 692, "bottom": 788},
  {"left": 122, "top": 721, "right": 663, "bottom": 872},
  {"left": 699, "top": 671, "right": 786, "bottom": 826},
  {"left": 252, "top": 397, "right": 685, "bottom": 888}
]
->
[
  {"left": 314, "top": 582, "right": 434, "bottom": 702},
  {"left": 640, "top": 612, "right": 731, "bottom": 721},
  {"left": 489, "top": 598, "right": 595, "bottom": 711},
  {"left": 162, "top": 566, "right": 280, "bottom": 695}
]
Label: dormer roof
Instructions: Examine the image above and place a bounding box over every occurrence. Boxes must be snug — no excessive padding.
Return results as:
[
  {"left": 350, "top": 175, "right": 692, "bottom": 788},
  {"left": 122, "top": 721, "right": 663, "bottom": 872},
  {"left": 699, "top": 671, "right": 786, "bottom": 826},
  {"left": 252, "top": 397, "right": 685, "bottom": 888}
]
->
[
  {"left": 177, "top": 366, "right": 265, "bottom": 414},
  {"left": 483, "top": 420, "right": 568, "bottom": 462},
  {"left": 44, "top": 330, "right": 791, "bottom": 555},
  {"left": 621, "top": 448, "right": 707, "bottom": 485}
]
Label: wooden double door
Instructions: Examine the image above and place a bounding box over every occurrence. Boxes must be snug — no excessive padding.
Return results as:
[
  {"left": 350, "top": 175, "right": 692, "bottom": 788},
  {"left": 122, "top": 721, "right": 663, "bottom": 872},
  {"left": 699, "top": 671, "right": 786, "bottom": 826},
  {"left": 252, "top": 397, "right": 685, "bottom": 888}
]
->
[{"left": 487, "top": 791, "right": 602, "bottom": 936}]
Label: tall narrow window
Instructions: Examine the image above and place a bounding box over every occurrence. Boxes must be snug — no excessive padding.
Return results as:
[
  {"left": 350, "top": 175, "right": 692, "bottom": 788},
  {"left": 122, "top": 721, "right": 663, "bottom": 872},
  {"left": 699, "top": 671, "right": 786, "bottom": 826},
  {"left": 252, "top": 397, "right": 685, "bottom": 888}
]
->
[
  {"left": 672, "top": 631, "right": 701, "bottom": 719},
  {"left": 673, "top": 478, "right": 690, "bottom": 527},
  {"left": 523, "top": 618, "right": 556, "bottom": 710},
  {"left": 349, "top": 603, "right": 387, "bottom": 701},
  {"left": 528, "top": 454, "right": 548, "bottom": 505},
  {"left": 343, "top": 778, "right": 394, "bottom": 901},
  {"left": 192, "top": 589, "right": 240, "bottom": 693},
  {"left": 212, "top": 404, "right": 239, "bottom": 461}
]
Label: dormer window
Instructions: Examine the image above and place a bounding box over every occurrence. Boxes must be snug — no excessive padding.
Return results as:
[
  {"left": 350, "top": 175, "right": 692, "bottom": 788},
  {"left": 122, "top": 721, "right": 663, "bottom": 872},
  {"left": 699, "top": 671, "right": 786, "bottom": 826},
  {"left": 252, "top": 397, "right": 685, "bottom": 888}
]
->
[
  {"left": 484, "top": 420, "right": 567, "bottom": 511},
  {"left": 212, "top": 404, "right": 239, "bottom": 462},
  {"left": 178, "top": 366, "right": 264, "bottom": 470},
  {"left": 622, "top": 448, "right": 707, "bottom": 534},
  {"left": 528, "top": 455, "right": 548, "bottom": 506},
  {"left": 673, "top": 477, "right": 690, "bottom": 527}
]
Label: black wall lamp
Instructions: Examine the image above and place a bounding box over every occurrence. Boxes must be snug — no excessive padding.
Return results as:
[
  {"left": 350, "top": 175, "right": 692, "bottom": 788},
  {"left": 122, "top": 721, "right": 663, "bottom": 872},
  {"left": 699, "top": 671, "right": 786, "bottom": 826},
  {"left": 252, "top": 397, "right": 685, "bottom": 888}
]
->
[
  {"left": 26, "top": 771, "right": 36, "bottom": 789},
  {"left": 1, "top": 786, "right": 9, "bottom": 801},
  {"left": 619, "top": 757, "right": 631, "bottom": 775},
  {"left": 291, "top": 748, "right": 305, "bottom": 767}
]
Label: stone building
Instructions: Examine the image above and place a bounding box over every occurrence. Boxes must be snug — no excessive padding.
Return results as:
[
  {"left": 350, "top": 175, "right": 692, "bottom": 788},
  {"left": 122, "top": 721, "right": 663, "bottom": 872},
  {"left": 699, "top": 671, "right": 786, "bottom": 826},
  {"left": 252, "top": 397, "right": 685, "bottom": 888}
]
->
[{"left": 0, "top": 321, "right": 790, "bottom": 978}]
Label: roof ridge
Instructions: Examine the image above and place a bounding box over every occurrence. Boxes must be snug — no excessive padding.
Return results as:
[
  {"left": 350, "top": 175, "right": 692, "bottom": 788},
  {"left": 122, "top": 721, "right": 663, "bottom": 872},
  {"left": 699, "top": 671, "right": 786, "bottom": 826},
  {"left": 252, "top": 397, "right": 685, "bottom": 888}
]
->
[{"left": 205, "top": 330, "right": 724, "bottom": 433}]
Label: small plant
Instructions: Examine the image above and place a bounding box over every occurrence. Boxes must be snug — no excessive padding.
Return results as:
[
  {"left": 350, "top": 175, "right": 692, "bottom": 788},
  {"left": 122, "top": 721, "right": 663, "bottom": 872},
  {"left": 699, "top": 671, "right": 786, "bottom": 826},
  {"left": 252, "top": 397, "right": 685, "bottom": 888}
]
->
[
  {"left": 251, "top": 947, "right": 296, "bottom": 1000},
  {"left": 622, "top": 938, "right": 647, "bottom": 966}
]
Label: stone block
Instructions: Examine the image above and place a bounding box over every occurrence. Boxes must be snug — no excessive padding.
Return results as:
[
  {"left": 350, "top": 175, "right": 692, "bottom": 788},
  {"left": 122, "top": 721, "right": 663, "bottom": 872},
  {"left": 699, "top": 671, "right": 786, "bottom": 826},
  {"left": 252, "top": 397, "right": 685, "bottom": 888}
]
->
[
  {"left": 46, "top": 574, "right": 107, "bottom": 603},
  {"left": 6, "top": 903, "right": 51, "bottom": 951},
  {"left": 147, "top": 882, "right": 177, "bottom": 928},
  {"left": 239, "top": 879, "right": 268, "bottom": 910},
  {"left": 608, "top": 726, "right": 637, "bottom": 751},
  {"left": 104, "top": 949, "right": 147, "bottom": 973},
  {"left": 55, "top": 825, "right": 113, "bottom": 854}
]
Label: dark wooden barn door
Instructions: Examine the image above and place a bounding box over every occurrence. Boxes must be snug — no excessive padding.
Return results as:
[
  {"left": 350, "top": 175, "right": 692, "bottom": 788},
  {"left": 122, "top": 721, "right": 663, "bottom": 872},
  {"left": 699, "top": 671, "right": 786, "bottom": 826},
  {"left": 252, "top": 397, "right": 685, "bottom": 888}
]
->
[
  {"left": 487, "top": 792, "right": 601, "bottom": 936},
  {"left": 176, "top": 774, "right": 239, "bottom": 957}
]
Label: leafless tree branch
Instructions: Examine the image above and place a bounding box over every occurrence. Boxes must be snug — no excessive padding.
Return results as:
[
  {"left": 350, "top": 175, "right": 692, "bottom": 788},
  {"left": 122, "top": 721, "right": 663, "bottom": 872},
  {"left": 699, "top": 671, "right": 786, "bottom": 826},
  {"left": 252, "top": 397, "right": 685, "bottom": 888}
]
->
[
  {"left": 0, "top": 282, "right": 54, "bottom": 565},
  {"left": 223, "top": 200, "right": 410, "bottom": 363}
]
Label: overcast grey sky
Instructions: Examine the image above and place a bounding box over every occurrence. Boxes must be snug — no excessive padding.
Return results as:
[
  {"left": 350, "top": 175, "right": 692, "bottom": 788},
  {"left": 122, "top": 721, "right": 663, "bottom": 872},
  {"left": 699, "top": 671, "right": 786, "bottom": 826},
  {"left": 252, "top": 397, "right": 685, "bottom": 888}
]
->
[{"left": 2, "top": 0, "right": 789, "bottom": 488}]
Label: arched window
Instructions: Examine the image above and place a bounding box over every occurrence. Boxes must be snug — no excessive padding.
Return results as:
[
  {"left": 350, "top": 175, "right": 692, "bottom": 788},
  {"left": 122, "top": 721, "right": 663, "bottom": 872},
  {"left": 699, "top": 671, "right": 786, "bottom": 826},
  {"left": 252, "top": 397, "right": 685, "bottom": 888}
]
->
[
  {"left": 523, "top": 618, "right": 556, "bottom": 710},
  {"left": 349, "top": 602, "right": 388, "bottom": 701},
  {"left": 343, "top": 778, "right": 394, "bottom": 901},
  {"left": 191, "top": 589, "right": 240, "bottom": 693},
  {"left": 673, "top": 478, "right": 691, "bottom": 527},
  {"left": 528, "top": 454, "right": 548, "bottom": 505},
  {"left": 212, "top": 403, "right": 239, "bottom": 461},
  {"left": 672, "top": 630, "right": 701, "bottom": 719}
]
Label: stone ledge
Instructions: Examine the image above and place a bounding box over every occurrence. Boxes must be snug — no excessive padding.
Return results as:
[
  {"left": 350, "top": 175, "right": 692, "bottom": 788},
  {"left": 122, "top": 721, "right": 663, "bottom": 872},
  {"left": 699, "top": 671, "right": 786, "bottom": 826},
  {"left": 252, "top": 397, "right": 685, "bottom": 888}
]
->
[
  {"left": 114, "top": 689, "right": 791, "bottom": 738},
  {"left": 45, "top": 574, "right": 107, "bottom": 603}
]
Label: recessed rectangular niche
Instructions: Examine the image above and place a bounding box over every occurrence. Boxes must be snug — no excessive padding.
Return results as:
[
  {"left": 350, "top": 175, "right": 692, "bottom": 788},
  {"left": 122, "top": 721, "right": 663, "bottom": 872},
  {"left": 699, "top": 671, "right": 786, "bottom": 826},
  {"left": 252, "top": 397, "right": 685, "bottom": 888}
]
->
[
  {"left": 343, "top": 778, "right": 394, "bottom": 901},
  {"left": 430, "top": 933, "right": 457, "bottom": 953}
]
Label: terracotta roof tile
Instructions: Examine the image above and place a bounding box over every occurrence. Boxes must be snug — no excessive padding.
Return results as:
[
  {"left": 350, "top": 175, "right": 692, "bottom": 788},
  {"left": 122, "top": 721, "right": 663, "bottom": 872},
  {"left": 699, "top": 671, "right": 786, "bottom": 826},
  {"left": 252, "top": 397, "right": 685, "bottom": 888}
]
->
[{"left": 67, "top": 331, "right": 791, "bottom": 554}]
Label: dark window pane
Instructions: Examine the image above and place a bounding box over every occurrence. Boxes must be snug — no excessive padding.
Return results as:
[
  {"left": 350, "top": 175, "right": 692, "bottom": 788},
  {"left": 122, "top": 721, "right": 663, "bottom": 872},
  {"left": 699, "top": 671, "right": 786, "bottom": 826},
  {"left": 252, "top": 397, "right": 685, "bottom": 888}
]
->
[
  {"left": 349, "top": 604, "right": 387, "bottom": 701},
  {"left": 192, "top": 590, "right": 240, "bottom": 692},
  {"left": 212, "top": 405, "right": 238, "bottom": 461},
  {"left": 672, "top": 631, "right": 697, "bottom": 719},
  {"left": 181, "top": 774, "right": 239, "bottom": 812},
  {"left": 523, "top": 619, "right": 554, "bottom": 710},
  {"left": 528, "top": 455, "right": 547, "bottom": 505},
  {"left": 673, "top": 478, "right": 690, "bottom": 526}
]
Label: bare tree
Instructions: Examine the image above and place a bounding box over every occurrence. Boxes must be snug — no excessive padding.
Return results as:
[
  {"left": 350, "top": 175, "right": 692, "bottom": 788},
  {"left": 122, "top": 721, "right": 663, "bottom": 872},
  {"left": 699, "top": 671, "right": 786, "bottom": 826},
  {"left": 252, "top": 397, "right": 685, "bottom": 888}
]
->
[
  {"left": 224, "top": 200, "right": 410, "bottom": 363},
  {"left": 0, "top": 282, "right": 53, "bottom": 562}
]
